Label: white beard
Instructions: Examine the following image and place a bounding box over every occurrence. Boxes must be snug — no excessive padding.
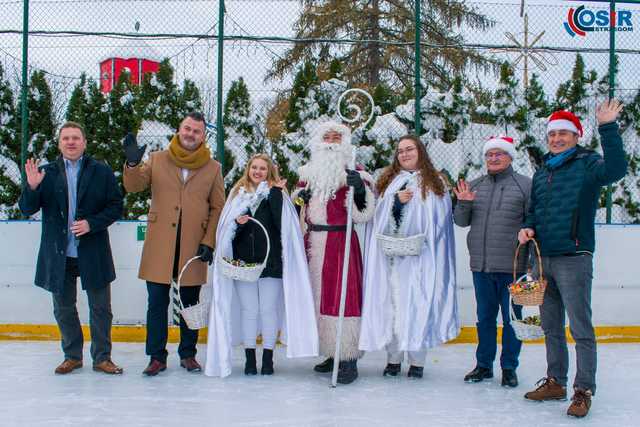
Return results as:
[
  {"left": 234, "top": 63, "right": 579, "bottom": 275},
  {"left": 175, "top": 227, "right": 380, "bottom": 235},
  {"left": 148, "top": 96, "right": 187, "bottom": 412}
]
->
[{"left": 299, "top": 142, "right": 353, "bottom": 202}]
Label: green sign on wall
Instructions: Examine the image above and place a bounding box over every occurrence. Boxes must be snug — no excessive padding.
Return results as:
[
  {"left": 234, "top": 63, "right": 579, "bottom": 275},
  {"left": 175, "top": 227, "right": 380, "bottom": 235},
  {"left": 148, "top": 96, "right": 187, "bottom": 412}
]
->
[{"left": 137, "top": 224, "right": 147, "bottom": 241}]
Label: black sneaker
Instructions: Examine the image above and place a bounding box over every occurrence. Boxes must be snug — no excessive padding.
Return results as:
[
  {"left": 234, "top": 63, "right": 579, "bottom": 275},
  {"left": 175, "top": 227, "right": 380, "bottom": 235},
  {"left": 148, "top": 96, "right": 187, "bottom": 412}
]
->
[
  {"left": 244, "top": 348, "right": 257, "bottom": 375},
  {"left": 337, "top": 360, "right": 358, "bottom": 384},
  {"left": 383, "top": 363, "right": 401, "bottom": 377},
  {"left": 313, "top": 357, "right": 334, "bottom": 373},
  {"left": 464, "top": 366, "right": 493, "bottom": 383},
  {"left": 407, "top": 365, "right": 424, "bottom": 378},
  {"left": 501, "top": 369, "right": 518, "bottom": 388}
]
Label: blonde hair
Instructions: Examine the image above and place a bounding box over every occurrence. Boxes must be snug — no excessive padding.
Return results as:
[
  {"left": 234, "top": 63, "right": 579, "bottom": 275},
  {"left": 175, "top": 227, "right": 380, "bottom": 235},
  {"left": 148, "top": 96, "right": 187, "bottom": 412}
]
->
[{"left": 230, "top": 153, "right": 281, "bottom": 198}]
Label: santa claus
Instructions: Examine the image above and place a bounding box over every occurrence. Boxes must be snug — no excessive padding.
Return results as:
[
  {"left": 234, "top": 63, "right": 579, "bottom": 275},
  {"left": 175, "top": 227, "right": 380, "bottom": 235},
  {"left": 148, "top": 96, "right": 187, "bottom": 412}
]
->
[{"left": 293, "top": 121, "right": 375, "bottom": 384}]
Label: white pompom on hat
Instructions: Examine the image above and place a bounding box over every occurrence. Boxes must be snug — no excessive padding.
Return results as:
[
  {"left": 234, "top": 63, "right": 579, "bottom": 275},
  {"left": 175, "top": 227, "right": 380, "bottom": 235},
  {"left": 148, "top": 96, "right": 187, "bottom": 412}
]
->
[
  {"left": 483, "top": 135, "right": 517, "bottom": 159},
  {"left": 547, "top": 110, "right": 583, "bottom": 137}
]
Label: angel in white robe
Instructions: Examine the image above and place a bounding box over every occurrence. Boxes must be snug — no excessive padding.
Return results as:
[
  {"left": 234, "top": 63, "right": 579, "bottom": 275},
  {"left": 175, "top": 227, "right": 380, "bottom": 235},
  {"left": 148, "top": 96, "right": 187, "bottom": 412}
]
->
[
  {"left": 359, "top": 135, "right": 460, "bottom": 378},
  {"left": 204, "top": 154, "right": 318, "bottom": 378}
]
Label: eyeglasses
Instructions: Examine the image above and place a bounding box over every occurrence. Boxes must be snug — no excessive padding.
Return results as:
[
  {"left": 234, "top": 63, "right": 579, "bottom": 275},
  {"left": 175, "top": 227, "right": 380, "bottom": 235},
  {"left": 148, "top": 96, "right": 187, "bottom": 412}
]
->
[
  {"left": 397, "top": 147, "right": 417, "bottom": 156},
  {"left": 484, "top": 152, "right": 509, "bottom": 160}
]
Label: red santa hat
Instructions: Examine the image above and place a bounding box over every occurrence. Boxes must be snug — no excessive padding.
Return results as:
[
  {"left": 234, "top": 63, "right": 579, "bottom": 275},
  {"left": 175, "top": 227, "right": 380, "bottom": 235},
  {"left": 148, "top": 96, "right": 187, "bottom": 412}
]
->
[
  {"left": 483, "top": 136, "right": 517, "bottom": 159},
  {"left": 547, "top": 110, "right": 583, "bottom": 137}
]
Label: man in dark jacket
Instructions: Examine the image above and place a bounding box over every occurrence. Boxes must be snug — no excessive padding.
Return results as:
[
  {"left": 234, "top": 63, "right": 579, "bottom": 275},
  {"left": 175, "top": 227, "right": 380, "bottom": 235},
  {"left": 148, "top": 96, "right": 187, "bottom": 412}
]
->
[
  {"left": 19, "top": 121, "right": 123, "bottom": 375},
  {"left": 518, "top": 100, "right": 627, "bottom": 418},
  {"left": 454, "top": 136, "right": 531, "bottom": 388}
]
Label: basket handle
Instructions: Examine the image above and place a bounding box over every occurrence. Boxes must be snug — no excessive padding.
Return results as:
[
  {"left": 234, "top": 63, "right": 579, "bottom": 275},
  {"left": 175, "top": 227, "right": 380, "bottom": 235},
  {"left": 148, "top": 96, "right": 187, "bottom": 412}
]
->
[
  {"left": 508, "top": 294, "right": 521, "bottom": 322},
  {"left": 247, "top": 216, "right": 271, "bottom": 266},
  {"left": 176, "top": 256, "right": 205, "bottom": 311},
  {"left": 512, "top": 238, "right": 544, "bottom": 285},
  {"left": 215, "top": 216, "right": 272, "bottom": 267}
]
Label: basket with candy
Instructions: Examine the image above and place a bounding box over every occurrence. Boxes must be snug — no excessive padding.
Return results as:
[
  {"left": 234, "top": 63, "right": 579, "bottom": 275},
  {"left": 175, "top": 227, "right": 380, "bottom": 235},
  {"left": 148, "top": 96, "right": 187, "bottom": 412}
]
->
[
  {"left": 217, "top": 217, "right": 270, "bottom": 282},
  {"left": 508, "top": 239, "right": 547, "bottom": 306}
]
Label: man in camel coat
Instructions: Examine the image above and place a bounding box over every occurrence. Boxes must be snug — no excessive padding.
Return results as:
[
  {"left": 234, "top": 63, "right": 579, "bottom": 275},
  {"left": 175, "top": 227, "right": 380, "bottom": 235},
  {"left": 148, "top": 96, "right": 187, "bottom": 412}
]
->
[{"left": 123, "top": 112, "right": 225, "bottom": 376}]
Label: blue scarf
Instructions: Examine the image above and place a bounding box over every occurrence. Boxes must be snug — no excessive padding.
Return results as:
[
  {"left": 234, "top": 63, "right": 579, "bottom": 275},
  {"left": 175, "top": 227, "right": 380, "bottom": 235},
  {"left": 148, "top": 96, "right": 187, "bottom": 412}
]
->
[{"left": 545, "top": 147, "right": 577, "bottom": 170}]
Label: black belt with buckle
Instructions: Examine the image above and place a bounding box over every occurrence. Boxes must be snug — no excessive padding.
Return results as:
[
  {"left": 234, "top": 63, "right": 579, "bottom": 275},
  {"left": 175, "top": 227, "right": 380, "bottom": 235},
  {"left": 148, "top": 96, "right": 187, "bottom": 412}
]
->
[{"left": 308, "top": 224, "right": 347, "bottom": 232}]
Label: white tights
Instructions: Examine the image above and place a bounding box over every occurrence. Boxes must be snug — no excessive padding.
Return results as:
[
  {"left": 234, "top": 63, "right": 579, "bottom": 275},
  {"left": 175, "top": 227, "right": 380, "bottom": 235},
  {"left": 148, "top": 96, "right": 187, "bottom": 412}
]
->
[
  {"left": 234, "top": 277, "right": 282, "bottom": 349},
  {"left": 386, "top": 334, "right": 427, "bottom": 367}
]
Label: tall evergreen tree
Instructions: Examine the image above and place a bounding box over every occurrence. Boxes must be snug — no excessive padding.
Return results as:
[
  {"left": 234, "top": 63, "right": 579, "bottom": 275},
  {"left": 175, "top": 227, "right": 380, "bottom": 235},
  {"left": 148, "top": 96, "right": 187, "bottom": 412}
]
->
[
  {"left": 285, "top": 62, "right": 319, "bottom": 132},
  {"left": 554, "top": 54, "right": 597, "bottom": 115},
  {"left": 518, "top": 73, "right": 551, "bottom": 167},
  {"left": 15, "top": 70, "right": 58, "bottom": 161},
  {"left": 0, "top": 63, "right": 20, "bottom": 218},
  {"left": 267, "top": 0, "right": 495, "bottom": 90},
  {"left": 222, "top": 77, "right": 261, "bottom": 187},
  {"left": 489, "top": 62, "right": 522, "bottom": 134}
]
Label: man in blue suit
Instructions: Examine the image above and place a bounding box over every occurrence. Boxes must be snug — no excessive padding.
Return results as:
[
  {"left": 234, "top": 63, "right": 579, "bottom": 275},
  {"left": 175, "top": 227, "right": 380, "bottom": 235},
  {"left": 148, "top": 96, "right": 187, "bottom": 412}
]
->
[{"left": 20, "top": 121, "right": 124, "bottom": 375}]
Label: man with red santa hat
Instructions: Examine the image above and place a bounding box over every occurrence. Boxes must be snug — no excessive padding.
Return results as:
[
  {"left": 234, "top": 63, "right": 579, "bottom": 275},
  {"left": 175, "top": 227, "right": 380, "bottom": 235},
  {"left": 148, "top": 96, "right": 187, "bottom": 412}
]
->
[
  {"left": 518, "top": 100, "right": 627, "bottom": 418},
  {"left": 294, "top": 121, "right": 375, "bottom": 384}
]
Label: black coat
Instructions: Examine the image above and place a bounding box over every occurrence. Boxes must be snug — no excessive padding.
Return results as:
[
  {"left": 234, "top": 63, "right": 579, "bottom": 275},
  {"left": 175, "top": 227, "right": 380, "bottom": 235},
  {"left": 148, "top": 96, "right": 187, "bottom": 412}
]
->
[
  {"left": 232, "top": 187, "right": 283, "bottom": 278},
  {"left": 19, "top": 156, "right": 123, "bottom": 293}
]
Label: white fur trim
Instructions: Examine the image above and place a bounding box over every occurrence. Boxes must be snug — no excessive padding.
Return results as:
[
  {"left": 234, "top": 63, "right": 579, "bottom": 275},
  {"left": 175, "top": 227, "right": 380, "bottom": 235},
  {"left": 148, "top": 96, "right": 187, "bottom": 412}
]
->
[
  {"left": 483, "top": 138, "right": 517, "bottom": 159},
  {"left": 547, "top": 119, "right": 579, "bottom": 135},
  {"left": 306, "top": 195, "right": 328, "bottom": 318},
  {"left": 318, "top": 315, "right": 362, "bottom": 360},
  {"left": 350, "top": 171, "right": 376, "bottom": 223},
  {"left": 310, "top": 121, "right": 352, "bottom": 147}
]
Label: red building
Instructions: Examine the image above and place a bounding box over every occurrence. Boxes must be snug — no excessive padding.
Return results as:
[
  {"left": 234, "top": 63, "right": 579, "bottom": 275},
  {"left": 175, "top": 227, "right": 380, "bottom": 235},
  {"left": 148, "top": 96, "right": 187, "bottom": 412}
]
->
[{"left": 100, "top": 40, "right": 161, "bottom": 93}]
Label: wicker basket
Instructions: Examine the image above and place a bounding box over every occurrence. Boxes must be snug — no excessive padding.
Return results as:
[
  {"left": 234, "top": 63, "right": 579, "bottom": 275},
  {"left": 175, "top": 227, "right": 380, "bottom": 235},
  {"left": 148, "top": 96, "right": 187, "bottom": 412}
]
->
[
  {"left": 217, "top": 217, "right": 270, "bottom": 282},
  {"left": 509, "top": 239, "right": 547, "bottom": 306},
  {"left": 509, "top": 302, "right": 544, "bottom": 341},
  {"left": 176, "top": 256, "right": 211, "bottom": 330},
  {"left": 376, "top": 232, "right": 425, "bottom": 257}
]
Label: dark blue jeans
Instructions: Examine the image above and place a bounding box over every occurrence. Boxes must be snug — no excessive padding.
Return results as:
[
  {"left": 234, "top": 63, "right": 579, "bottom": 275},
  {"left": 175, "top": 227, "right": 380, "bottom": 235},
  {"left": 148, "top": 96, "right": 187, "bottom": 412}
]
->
[
  {"left": 145, "top": 282, "right": 200, "bottom": 363},
  {"left": 472, "top": 272, "right": 523, "bottom": 371}
]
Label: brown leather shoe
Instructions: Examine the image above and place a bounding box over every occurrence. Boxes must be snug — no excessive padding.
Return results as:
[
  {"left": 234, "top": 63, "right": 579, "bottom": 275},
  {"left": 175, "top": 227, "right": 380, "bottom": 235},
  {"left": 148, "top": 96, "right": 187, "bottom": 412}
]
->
[
  {"left": 55, "top": 359, "right": 83, "bottom": 374},
  {"left": 142, "top": 359, "right": 167, "bottom": 376},
  {"left": 93, "top": 359, "right": 124, "bottom": 375},
  {"left": 180, "top": 357, "right": 202, "bottom": 372},
  {"left": 524, "top": 377, "right": 567, "bottom": 401},
  {"left": 567, "top": 388, "right": 592, "bottom": 418}
]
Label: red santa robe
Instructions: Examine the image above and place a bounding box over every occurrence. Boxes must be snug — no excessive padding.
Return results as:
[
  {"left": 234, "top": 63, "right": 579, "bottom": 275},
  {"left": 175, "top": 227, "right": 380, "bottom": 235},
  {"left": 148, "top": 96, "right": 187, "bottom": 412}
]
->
[{"left": 295, "top": 172, "right": 375, "bottom": 361}]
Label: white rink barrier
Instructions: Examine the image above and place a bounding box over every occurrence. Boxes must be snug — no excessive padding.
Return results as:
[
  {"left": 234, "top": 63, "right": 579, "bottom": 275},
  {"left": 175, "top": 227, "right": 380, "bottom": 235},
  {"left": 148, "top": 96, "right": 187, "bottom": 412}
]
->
[{"left": 0, "top": 221, "right": 639, "bottom": 326}]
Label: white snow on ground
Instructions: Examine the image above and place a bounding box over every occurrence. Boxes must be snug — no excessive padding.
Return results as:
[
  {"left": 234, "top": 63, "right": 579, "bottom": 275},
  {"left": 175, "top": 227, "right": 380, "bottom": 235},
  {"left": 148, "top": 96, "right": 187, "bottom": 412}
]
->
[{"left": 0, "top": 342, "right": 638, "bottom": 427}]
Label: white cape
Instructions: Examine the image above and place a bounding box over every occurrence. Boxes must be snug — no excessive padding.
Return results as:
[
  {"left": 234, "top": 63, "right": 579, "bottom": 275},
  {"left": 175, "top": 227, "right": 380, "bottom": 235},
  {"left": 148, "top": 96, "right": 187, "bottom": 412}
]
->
[
  {"left": 204, "top": 183, "right": 318, "bottom": 377},
  {"left": 359, "top": 171, "right": 460, "bottom": 352}
]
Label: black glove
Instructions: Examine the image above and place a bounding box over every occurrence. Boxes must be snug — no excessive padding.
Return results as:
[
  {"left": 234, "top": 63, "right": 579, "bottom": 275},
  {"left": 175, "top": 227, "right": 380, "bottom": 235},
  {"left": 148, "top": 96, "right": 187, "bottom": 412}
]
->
[
  {"left": 123, "top": 133, "right": 146, "bottom": 167},
  {"left": 346, "top": 169, "right": 365, "bottom": 194},
  {"left": 298, "top": 188, "right": 312, "bottom": 204},
  {"left": 196, "top": 244, "right": 214, "bottom": 265}
]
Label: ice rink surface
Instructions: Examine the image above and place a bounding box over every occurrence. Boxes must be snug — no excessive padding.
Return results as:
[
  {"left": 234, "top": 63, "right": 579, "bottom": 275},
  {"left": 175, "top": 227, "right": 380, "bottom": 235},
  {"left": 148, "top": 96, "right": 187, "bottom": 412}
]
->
[{"left": 0, "top": 341, "right": 638, "bottom": 427}]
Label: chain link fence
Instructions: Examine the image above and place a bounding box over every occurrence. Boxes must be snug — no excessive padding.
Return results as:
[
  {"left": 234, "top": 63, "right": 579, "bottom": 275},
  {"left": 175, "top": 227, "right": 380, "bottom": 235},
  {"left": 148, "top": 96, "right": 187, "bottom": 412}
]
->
[{"left": 1, "top": 0, "right": 639, "bottom": 222}]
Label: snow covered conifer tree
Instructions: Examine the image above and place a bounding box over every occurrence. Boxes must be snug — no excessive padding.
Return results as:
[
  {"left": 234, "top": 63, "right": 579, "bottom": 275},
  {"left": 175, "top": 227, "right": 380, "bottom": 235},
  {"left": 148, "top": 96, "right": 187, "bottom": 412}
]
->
[
  {"left": 0, "top": 63, "right": 20, "bottom": 218},
  {"left": 222, "top": 77, "right": 261, "bottom": 187},
  {"left": 554, "top": 54, "right": 597, "bottom": 116},
  {"left": 489, "top": 62, "right": 522, "bottom": 135}
]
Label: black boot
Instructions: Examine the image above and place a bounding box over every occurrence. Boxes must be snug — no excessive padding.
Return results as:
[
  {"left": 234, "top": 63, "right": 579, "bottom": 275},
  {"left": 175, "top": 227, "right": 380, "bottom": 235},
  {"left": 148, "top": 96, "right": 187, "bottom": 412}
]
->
[
  {"left": 244, "top": 348, "right": 257, "bottom": 375},
  {"left": 337, "top": 359, "right": 358, "bottom": 384},
  {"left": 261, "top": 349, "right": 274, "bottom": 375},
  {"left": 313, "top": 358, "right": 334, "bottom": 373},
  {"left": 383, "top": 363, "right": 401, "bottom": 377},
  {"left": 464, "top": 366, "right": 493, "bottom": 383},
  {"left": 501, "top": 369, "right": 518, "bottom": 388},
  {"left": 407, "top": 365, "right": 424, "bottom": 378}
]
